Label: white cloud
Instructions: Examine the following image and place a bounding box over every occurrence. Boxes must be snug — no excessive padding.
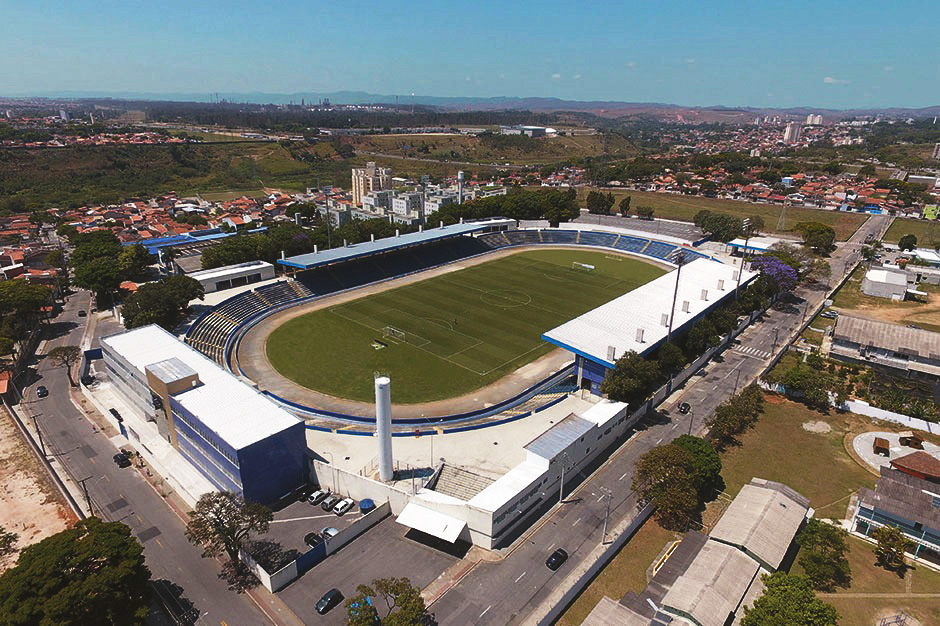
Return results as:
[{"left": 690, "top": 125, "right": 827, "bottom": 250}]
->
[
  {"left": 883, "top": 65, "right": 894, "bottom": 72},
  {"left": 683, "top": 58, "right": 696, "bottom": 64},
  {"left": 465, "top": 76, "right": 472, "bottom": 82},
  {"left": 626, "top": 61, "right": 637, "bottom": 68},
  {"left": 573, "top": 73, "right": 582, "bottom": 80},
  {"left": 498, "top": 73, "right": 506, "bottom": 80},
  {"left": 551, "top": 73, "right": 561, "bottom": 80},
  {"left": 823, "top": 76, "right": 850, "bottom": 85}
]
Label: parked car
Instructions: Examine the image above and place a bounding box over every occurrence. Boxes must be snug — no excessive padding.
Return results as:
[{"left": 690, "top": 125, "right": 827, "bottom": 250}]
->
[
  {"left": 333, "top": 498, "right": 355, "bottom": 516},
  {"left": 677, "top": 402, "right": 691, "bottom": 415},
  {"left": 36, "top": 385, "right": 48, "bottom": 398},
  {"left": 545, "top": 548, "right": 568, "bottom": 571},
  {"left": 303, "top": 532, "right": 323, "bottom": 549},
  {"left": 315, "top": 588, "right": 343, "bottom": 615},
  {"left": 320, "top": 494, "right": 341, "bottom": 512},
  {"left": 308, "top": 488, "right": 330, "bottom": 506},
  {"left": 294, "top": 485, "right": 314, "bottom": 502},
  {"left": 77, "top": 310, "right": 87, "bottom": 317},
  {"left": 321, "top": 527, "right": 339, "bottom": 539},
  {"left": 112, "top": 451, "right": 132, "bottom": 468},
  {"left": 820, "top": 310, "right": 839, "bottom": 320},
  {"left": 80, "top": 374, "right": 95, "bottom": 386}
]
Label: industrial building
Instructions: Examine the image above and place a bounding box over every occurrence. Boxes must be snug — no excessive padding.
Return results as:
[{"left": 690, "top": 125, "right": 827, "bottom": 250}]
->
[
  {"left": 101, "top": 325, "right": 307, "bottom": 505},
  {"left": 583, "top": 478, "right": 812, "bottom": 626},
  {"left": 543, "top": 258, "right": 757, "bottom": 394},
  {"left": 829, "top": 315, "right": 940, "bottom": 380},
  {"left": 186, "top": 260, "right": 276, "bottom": 293},
  {"left": 861, "top": 268, "right": 909, "bottom": 300}
]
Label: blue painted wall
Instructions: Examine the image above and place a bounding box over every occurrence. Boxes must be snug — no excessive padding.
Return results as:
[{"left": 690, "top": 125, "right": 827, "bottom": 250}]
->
[{"left": 237, "top": 421, "right": 307, "bottom": 505}]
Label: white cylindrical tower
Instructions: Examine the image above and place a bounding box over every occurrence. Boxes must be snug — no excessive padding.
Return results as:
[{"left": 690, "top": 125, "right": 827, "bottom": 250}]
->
[
  {"left": 457, "top": 170, "right": 464, "bottom": 205},
  {"left": 375, "top": 376, "right": 393, "bottom": 481}
]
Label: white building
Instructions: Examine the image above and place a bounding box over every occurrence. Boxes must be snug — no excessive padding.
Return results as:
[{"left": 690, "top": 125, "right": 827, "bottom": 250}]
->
[
  {"left": 351, "top": 161, "right": 392, "bottom": 206},
  {"left": 860, "top": 267, "right": 909, "bottom": 300},
  {"left": 186, "top": 260, "right": 276, "bottom": 293},
  {"left": 783, "top": 122, "right": 802, "bottom": 144}
]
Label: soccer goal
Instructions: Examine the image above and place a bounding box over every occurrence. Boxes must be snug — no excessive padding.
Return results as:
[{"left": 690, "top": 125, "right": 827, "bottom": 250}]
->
[
  {"left": 383, "top": 326, "right": 407, "bottom": 342},
  {"left": 571, "top": 262, "right": 596, "bottom": 273}
]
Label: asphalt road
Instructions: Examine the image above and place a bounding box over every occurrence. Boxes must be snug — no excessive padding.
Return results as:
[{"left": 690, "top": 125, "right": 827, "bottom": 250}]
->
[
  {"left": 430, "top": 215, "right": 892, "bottom": 625},
  {"left": 19, "top": 292, "right": 275, "bottom": 626}
]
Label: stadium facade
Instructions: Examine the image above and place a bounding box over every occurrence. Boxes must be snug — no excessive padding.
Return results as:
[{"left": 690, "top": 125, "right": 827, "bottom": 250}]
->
[{"left": 101, "top": 324, "right": 307, "bottom": 505}]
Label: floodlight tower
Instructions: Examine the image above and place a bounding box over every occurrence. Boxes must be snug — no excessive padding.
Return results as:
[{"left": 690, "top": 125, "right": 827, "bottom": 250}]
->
[{"left": 375, "top": 376, "right": 394, "bottom": 481}]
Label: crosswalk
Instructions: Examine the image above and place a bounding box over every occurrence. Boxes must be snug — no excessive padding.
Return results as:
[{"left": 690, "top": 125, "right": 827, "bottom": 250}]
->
[{"left": 734, "top": 344, "right": 772, "bottom": 359}]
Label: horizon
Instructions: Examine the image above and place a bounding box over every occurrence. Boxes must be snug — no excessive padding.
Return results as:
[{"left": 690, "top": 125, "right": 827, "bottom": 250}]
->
[{"left": 2, "top": 0, "right": 939, "bottom": 110}]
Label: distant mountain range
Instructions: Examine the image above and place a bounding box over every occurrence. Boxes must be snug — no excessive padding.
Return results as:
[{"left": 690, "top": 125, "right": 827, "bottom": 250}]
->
[{"left": 9, "top": 90, "right": 940, "bottom": 119}]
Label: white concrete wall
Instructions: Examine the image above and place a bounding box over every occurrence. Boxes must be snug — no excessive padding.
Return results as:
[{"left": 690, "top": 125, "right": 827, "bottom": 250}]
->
[{"left": 310, "top": 459, "right": 412, "bottom": 514}]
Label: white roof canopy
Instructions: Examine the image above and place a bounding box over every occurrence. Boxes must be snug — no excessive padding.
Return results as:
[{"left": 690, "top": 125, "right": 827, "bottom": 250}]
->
[{"left": 396, "top": 502, "right": 467, "bottom": 543}]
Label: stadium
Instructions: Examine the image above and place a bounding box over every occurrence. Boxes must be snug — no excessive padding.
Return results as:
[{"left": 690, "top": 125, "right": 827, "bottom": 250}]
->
[{"left": 154, "top": 219, "right": 755, "bottom": 550}]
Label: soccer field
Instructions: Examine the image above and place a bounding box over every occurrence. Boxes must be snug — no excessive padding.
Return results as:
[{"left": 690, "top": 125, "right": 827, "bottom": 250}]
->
[{"left": 265, "top": 249, "right": 666, "bottom": 403}]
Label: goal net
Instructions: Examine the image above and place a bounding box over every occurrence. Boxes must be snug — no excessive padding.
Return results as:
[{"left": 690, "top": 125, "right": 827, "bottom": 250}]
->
[
  {"left": 383, "top": 326, "right": 407, "bottom": 341},
  {"left": 571, "top": 262, "right": 596, "bottom": 273}
]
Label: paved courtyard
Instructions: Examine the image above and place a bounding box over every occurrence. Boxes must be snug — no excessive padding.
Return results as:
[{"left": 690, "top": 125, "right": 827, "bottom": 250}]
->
[{"left": 853, "top": 431, "right": 940, "bottom": 471}]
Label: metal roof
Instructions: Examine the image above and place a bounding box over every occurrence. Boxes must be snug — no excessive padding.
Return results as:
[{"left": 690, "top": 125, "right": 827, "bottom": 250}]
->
[
  {"left": 187, "top": 260, "right": 273, "bottom": 281},
  {"left": 709, "top": 478, "right": 811, "bottom": 570},
  {"left": 523, "top": 413, "right": 595, "bottom": 460},
  {"left": 543, "top": 258, "right": 756, "bottom": 367},
  {"left": 145, "top": 357, "right": 198, "bottom": 385},
  {"left": 277, "top": 222, "right": 493, "bottom": 269},
  {"left": 834, "top": 315, "right": 940, "bottom": 359},
  {"left": 395, "top": 501, "right": 467, "bottom": 543},
  {"left": 102, "top": 325, "right": 301, "bottom": 451}
]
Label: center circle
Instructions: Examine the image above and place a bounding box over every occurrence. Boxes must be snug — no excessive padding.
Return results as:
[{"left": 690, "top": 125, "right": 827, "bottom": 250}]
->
[{"left": 480, "top": 289, "right": 532, "bottom": 308}]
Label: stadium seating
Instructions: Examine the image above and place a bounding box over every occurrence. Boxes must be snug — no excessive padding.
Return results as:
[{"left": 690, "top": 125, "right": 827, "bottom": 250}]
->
[
  {"left": 644, "top": 240, "right": 678, "bottom": 260},
  {"left": 540, "top": 230, "right": 578, "bottom": 244}
]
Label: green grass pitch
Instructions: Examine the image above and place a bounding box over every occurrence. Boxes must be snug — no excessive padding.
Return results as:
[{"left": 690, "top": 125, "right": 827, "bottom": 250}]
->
[{"left": 265, "top": 249, "right": 666, "bottom": 404}]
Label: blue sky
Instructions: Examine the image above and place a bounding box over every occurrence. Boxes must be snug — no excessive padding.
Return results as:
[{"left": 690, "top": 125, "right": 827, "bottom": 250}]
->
[{"left": 2, "top": 0, "right": 938, "bottom": 108}]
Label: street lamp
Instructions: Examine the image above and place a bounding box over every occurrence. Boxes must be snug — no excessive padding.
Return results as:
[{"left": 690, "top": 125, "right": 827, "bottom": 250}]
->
[
  {"left": 735, "top": 218, "right": 751, "bottom": 299},
  {"left": 666, "top": 249, "right": 686, "bottom": 343},
  {"left": 688, "top": 407, "right": 695, "bottom": 436},
  {"left": 558, "top": 452, "right": 571, "bottom": 504}
]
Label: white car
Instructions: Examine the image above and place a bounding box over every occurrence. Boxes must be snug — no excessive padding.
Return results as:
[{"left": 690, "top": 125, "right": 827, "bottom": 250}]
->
[{"left": 332, "top": 497, "right": 355, "bottom": 516}]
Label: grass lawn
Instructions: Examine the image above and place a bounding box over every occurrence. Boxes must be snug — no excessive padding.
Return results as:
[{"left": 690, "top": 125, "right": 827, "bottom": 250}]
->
[
  {"left": 199, "top": 189, "right": 267, "bottom": 202},
  {"left": 266, "top": 249, "right": 665, "bottom": 403},
  {"left": 556, "top": 519, "right": 677, "bottom": 626},
  {"left": 577, "top": 188, "right": 868, "bottom": 241},
  {"left": 884, "top": 217, "right": 940, "bottom": 245}
]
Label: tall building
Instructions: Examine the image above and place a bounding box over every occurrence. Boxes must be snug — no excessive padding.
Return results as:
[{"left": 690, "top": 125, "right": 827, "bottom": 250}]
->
[
  {"left": 351, "top": 161, "right": 392, "bottom": 206},
  {"left": 932, "top": 142, "right": 940, "bottom": 160},
  {"left": 805, "top": 113, "right": 823, "bottom": 126},
  {"left": 783, "top": 122, "right": 802, "bottom": 144}
]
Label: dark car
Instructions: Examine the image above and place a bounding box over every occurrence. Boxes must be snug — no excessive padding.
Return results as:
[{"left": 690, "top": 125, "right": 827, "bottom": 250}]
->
[
  {"left": 77, "top": 310, "right": 87, "bottom": 317},
  {"left": 546, "top": 548, "right": 568, "bottom": 571},
  {"left": 81, "top": 374, "right": 95, "bottom": 386},
  {"left": 315, "top": 588, "right": 343, "bottom": 615},
  {"left": 112, "top": 451, "right": 132, "bottom": 468},
  {"left": 320, "top": 494, "right": 341, "bottom": 512},
  {"left": 294, "top": 485, "right": 314, "bottom": 502},
  {"left": 303, "top": 532, "right": 323, "bottom": 549},
  {"left": 677, "top": 402, "right": 691, "bottom": 415},
  {"left": 36, "top": 385, "right": 49, "bottom": 398}
]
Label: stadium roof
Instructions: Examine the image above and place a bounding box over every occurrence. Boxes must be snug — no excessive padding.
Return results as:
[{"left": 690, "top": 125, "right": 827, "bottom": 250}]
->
[
  {"left": 709, "top": 478, "right": 811, "bottom": 571},
  {"left": 278, "top": 220, "right": 510, "bottom": 270},
  {"left": 543, "top": 258, "right": 756, "bottom": 367},
  {"left": 101, "top": 325, "right": 301, "bottom": 450}
]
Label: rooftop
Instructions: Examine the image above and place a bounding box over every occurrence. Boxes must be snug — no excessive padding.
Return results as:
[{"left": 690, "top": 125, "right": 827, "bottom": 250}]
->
[
  {"left": 890, "top": 450, "right": 940, "bottom": 480},
  {"left": 543, "top": 258, "right": 756, "bottom": 367},
  {"left": 187, "top": 260, "right": 274, "bottom": 282},
  {"left": 834, "top": 315, "right": 940, "bottom": 359},
  {"left": 523, "top": 413, "right": 595, "bottom": 461},
  {"left": 102, "top": 325, "right": 301, "bottom": 450},
  {"left": 865, "top": 268, "right": 907, "bottom": 286}
]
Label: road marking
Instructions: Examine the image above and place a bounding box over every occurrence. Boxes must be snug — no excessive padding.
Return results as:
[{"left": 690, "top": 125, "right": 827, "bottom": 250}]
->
[
  {"left": 515, "top": 571, "right": 526, "bottom": 583},
  {"left": 619, "top": 472, "right": 627, "bottom": 481},
  {"left": 671, "top": 423, "right": 678, "bottom": 429},
  {"left": 573, "top": 517, "right": 581, "bottom": 526},
  {"left": 155, "top": 539, "right": 162, "bottom": 547},
  {"left": 656, "top": 438, "right": 663, "bottom": 444},
  {"left": 480, "top": 605, "right": 491, "bottom": 619},
  {"left": 547, "top": 543, "right": 555, "bottom": 552},
  {"left": 271, "top": 514, "right": 343, "bottom": 523},
  {"left": 597, "top": 494, "right": 605, "bottom": 502}
]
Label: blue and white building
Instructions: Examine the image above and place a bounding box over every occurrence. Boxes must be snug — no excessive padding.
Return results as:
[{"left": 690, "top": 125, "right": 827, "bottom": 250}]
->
[{"left": 101, "top": 324, "right": 307, "bottom": 505}]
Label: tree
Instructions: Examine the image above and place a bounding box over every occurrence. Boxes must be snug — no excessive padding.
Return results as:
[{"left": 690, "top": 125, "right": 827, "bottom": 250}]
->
[
  {"left": 600, "top": 350, "right": 661, "bottom": 406},
  {"left": 699, "top": 212, "right": 743, "bottom": 243},
  {"left": 633, "top": 444, "right": 700, "bottom": 530},
  {"left": 795, "top": 222, "right": 836, "bottom": 253},
  {"left": 185, "top": 491, "right": 273, "bottom": 570},
  {"left": 0, "top": 525, "right": 17, "bottom": 560},
  {"left": 0, "top": 518, "right": 151, "bottom": 626},
  {"left": 873, "top": 525, "right": 913, "bottom": 573},
  {"left": 750, "top": 256, "right": 799, "bottom": 293},
  {"left": 656, "top": 342, "right": 685, "bottom": 376},
  {"left": 898, "top": 233, "right": 918, "bottom": 252},
  {"left": 69, "top": 230, "right": 122, "bottom": 268},
  {"left": 73, "top": 256, "right": 122, "bottom": 306},
  {"left": 796, "top": 519, "right": 851, "bottom": 591},
  {"left": 117, "top": 243, "right": 154, "bottom": 279},
  {"left": 635, "top": 206, "right": 655, "bottom": 220},
  {"left": 44, "top": 249, "right": 66, "bottom": 270},
  {"left": 47, "top": 345, "right": 81, "bottom": 387},
  {"left": 706, "top": 384, "right": 764, "bottom": 448},
  {"left": 672, "top": 435, "right": 722, "bottom": 499},
  {"left": 586, "top": 190, "right": 613, "bottom": 215},
  {"left": 618, "top": 195, "right": 632, "bottom": 216},
  {"left": 345, "top": 577, "right": 428, "bottom": 626},
  {"left": 122, "top": 275, "right": 204, "bottom": 330},
  {"left": 747, "top": 215, "right": 765, "bottom": 235},
  {"left": 741, "top": 572, "right": 838, "bottom": 626}
]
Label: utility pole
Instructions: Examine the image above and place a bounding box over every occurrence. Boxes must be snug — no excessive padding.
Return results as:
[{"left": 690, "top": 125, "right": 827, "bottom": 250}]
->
[
  {"left": 558, "top": 453, "right": 569, "bottom": 504},
  {"left": 688, "top": 407, "right": 695, "bottom": 436},
  {"left": 30, "top": 413, "right": 46, "bottom": 456},
  {"left": 77, "top": 477, "right": 94, "bottom": 516},
  {"left": 732, "top": 368, "right": 742, "bottom": 395},
  {"left": 666, "top": 249, "right": 685, "bottom": 342},
  {"left": 771, "top": 327, "right": 780, "bottom": 353},
  {"left": 601, "top": 488, "right": 612, "bottom": 543},
  {"left": 735, "top": 218, "right": 751, "bottom": 299}
]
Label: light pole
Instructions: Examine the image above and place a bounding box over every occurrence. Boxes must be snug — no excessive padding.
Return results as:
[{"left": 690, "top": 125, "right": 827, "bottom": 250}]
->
[
  {"left": 735, "top": 218, "right": 751, "bottom": 299},
  {"left": 601, "top": 487, "right": 612, "bottom": 544},
  {"left": 688, "top": 407, "right": 695, "bottom": 436},
  {"left": 732, "top": 368, "right": 742, "bottom": 396},
  {"left": 666, "top": 249, "right": 686, "bottom": 343},
  {"left": 30, "top": 413, "right": 46, "bottom": 456},
  {"left": 771, "top": 327, "right": 780, "bottom": 353},
  {"left": 77, "top": 476, "right": 94, "bottom": 517},
  {"left": 558, "top": 452, "right": 570, "bottom": 504}
]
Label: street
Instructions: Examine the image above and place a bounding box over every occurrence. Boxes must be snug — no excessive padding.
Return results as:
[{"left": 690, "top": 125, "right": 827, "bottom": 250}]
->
[{"left": 18, "top": 291, "right": 282, "bottom": 626}]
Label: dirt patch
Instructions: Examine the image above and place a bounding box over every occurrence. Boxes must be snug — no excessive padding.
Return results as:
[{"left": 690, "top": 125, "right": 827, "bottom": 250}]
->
[
  {"left": 836, "top": 289, "right": 940, "bottom": 330},
  {"left": 764, "top": 392, "right": 788, "bottom": 405},
  {"left": 0, "top": 408, "right": 76, "bottom": 572},
  {"left": 803, "top": 420, "right": 833, "bottom": 433}
]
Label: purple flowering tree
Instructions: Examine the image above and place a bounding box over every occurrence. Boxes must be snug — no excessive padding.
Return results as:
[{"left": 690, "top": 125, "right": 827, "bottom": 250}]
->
[{"left": 751, "top": 256, "right": 798, "bottom": 292}]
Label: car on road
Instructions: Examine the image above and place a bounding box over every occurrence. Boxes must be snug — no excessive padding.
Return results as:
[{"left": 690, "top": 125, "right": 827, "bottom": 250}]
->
[
  {"left": 303, "top": 532, "right": 323, "bottom": 549},
  {"left": 820, "top": 310, "right": 839, "bottom": 320},
  {"left": 320, "top": 494, "right": 341, "bottom": 512},
  {"left": 321, "top": 527, "right": 339, "bottom": 540},
  {"left": 315, "top": 588, "right": 343, "bottom": 615},
  {"left": 333, "top": 498, "right": 355, "bottom": 516},
  {"left": 546, "top": 548, "right": 568, "bottom": 571},
  {"left": 35, "top": 385, "right": 48, "bottom": 398},
  {"left": 77, "top": 310, "right": 87, "bottom": 317},
  {"left": 677, "top": 402, "right": 691, "bottom": 415},
  {"left": 112, "top": 450, "right": 132, "bottom": 468},
  {"left": 908, "top": 323, "right": 923, "bottom": 330},
  {"left": 308, "top": 488, "right": 330, "bottom": 506}
]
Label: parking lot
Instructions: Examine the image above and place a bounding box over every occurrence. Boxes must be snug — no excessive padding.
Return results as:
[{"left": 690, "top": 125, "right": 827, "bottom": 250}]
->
[
  {"left": 277, "top": 516, "right": 459, "bottom": 624},
  {"left": 265, "top": 492, "right": 365, "bottom": 558}
]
